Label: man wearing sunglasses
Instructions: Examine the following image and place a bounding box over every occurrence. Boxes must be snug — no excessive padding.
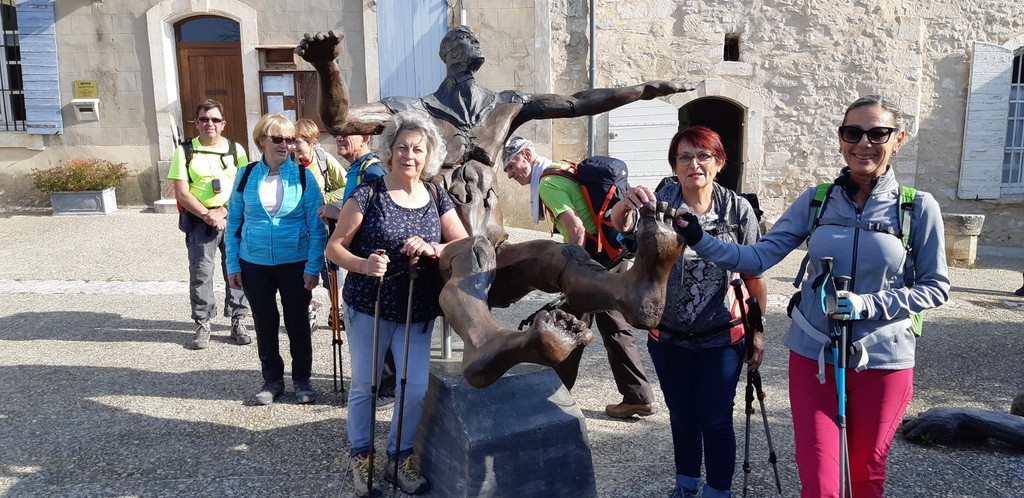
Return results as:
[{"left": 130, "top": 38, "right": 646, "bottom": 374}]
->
[{"left": 167, "top": 99, "right": 252, "bottom": 350}]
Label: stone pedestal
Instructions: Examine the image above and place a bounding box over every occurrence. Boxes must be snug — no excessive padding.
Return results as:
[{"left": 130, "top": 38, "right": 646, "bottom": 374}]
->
[
  {"left": 416, "top": 361, "right": 597, "bottom": 498},
  {"left": 942, "top": 213, "right": 985, "bottom": 268},
  {"left": 153, "top": 160, "right": 177, "bottom": 214}
]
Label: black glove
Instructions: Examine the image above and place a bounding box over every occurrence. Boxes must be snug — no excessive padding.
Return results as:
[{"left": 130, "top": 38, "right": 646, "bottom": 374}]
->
[{"left": 674, "top": 211, "right": 704, "bottom": 246}]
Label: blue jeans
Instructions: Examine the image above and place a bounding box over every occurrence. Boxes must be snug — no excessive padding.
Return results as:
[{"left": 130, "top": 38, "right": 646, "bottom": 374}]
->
[
  {"left": 648, "top": 337, "right": 743, "bottom": 494},
  {"left": 240, "top": 260, "right": 312, "bottom": 384},
  {"left": 345, "top": 307, "right": 433, "bottom": 460}
]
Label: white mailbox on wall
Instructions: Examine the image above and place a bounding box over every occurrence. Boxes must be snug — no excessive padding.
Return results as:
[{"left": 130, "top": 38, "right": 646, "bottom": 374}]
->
[{"left": 70, "top": 98, "right": 100, "bottom": 122}]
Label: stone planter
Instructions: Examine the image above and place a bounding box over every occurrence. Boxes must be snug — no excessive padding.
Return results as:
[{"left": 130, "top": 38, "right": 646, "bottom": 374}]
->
[{"left": 49, "top": 188, "right": 118, "bottom": 215}]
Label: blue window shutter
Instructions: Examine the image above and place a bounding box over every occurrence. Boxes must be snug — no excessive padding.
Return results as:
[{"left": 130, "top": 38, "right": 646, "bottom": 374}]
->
[
  {"left": 378, "top": 1, "right": 446, "bottom": 99},
  {"left": 17, "top": 0, "right": 62, "bottom": 135}
]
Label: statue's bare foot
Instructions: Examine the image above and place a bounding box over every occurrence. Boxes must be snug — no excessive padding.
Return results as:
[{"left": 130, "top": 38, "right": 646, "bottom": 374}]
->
[
  {"left": 295, "top": 31, "right": 344, "bottom": 64},
  {"left": 618, "top": 201, "right": 687, "bottom": 328},
  {"left": 462, "top": 308, "right": 592, "bottom": 388}
]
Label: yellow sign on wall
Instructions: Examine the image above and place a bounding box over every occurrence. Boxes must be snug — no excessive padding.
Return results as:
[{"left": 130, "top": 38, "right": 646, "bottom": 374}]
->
[{"left": 74, "top": 80, "right": 98, "bottom": 99}]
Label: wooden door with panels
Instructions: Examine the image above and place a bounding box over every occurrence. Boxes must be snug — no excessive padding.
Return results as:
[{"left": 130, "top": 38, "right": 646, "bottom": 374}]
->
[{"left": 174, "top": 16, "right": 246, "bottom": 146}]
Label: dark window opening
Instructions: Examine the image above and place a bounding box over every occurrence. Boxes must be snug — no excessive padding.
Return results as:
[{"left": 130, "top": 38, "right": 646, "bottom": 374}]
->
[
  {"left": 0, "top": 0, "right": 24, "bottom": 131},
  {"left": 724, "top": 34, "right": 740, "bottom": 62}
]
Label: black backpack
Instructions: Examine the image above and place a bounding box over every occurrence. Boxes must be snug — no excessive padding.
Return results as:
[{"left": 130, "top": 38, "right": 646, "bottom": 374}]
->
[
  {"left": 540, "top": 156, "right": 631, "bottom": 266},
  {"left": 181, "top": 138, "right": 238, "bottom": 181},
  {"left": 232, "top": 162, "right": 309, "bottom": 237}
]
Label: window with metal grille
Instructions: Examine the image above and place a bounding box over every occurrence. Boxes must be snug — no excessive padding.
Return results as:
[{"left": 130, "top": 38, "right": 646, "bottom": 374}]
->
[
  {"left": 0, "top": 0, "right": 24, "bottom": 132},
  {"left": 1003, "top": 52, "right": 1024, "bottom": 195}
]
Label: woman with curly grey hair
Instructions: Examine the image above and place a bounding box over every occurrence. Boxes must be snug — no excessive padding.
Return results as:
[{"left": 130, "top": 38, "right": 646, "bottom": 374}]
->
[{"left": 325, "top": 110, "right": 467, "bottom": 496}]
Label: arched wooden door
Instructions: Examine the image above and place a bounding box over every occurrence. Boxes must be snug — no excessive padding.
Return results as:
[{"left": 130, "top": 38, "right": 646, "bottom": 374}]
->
[{"left": 175, "top": 16, "right": 246, "bottom": 146}]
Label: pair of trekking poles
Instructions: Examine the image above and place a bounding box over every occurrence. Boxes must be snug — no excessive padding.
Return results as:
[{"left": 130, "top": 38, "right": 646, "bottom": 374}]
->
[
  {"left": 361, "top": 249, "right": 421, "bottom": 496},
  {"left": 325, "top": 237, "right": 420, "bottom": 495},
  {"left": 733, "top": 256, "right": 854, "bottom": 497},
  {"left": 731, "top": 279, "right": 783, "bottom": 497}
]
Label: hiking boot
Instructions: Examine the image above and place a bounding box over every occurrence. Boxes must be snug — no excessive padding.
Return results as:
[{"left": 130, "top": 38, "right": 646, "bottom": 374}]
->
[
  {"left": 350, "top": 452, "right": 373, "bottom": 497},
  {"left": 668, "top": 486, "right": 702, "bottom": 498},
  {"left": 230, "top": 317, "right": 252, "bottom": 345},
  {"left": 189, "top": 320, "right": 211, "bottom": 349},
  {"left": 605, "top": 401, "right": 656, "bottom": 419},
  {"left": 254, "top": 380, "right": 285, "bottom": 405},
  {"left": 294, "top": 381, "right": 316, "bottom": 404},
  {"left": 384, "top": 454, "right": 430, "bottom": 495}
]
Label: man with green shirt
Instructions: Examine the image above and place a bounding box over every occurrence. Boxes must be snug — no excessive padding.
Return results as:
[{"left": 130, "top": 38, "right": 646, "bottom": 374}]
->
[
  {"left": 167, "top": 99, "right": 251, "bottom": 350},
  {"left": 503, "top": 136, "right": 656, "bottom": 419}
]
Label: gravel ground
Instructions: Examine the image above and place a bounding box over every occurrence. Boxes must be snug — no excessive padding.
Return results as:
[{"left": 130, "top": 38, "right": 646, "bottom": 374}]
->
[{"left": 0, "top": 209, "right": 1022, "bottom": 497}]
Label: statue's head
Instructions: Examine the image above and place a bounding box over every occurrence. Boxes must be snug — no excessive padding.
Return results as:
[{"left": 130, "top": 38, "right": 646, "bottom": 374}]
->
[{"left": 440, "top": 25, "right": 485, "bottom": 73}]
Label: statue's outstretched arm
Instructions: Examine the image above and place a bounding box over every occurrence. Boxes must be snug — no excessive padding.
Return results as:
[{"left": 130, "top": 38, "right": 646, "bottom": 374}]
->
[
  {"left": 511, "top": 79, "right": 694, "bottom": 130},
  {"left": 295, "top": 31, "right": 393, "bottom": 136}
]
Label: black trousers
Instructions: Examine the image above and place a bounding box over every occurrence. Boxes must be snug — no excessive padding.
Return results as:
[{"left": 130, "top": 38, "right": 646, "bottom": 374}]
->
[{"left": 240, "top": 259, "right": 313, "bottom": 384}]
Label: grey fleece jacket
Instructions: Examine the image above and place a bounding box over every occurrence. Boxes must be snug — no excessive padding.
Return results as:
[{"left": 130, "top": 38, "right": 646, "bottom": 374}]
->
[{"left": 692, "top": 169, "right": 950, "bottom": 370}]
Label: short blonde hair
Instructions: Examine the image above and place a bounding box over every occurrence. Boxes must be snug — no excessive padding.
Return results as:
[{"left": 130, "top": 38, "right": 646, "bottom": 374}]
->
[
  {"left": 252, "top": 114, "right": 296, "bottom": 144},
  {"left": 379, "top": 111, "right": 447, "bottom": 179},
  {"left": 295, "top": 119, "right": 320, "bottom": 142}
]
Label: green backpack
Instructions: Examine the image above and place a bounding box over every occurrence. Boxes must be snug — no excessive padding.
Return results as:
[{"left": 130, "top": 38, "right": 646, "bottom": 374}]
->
[{"left": 806, "top": 183, "right": 923, "bottom": 336}]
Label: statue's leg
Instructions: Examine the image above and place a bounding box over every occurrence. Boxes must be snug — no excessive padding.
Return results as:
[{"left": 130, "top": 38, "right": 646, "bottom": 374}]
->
[
  {"left": 437, "top": 204, "right": 684, "bottom": 388},
  {"left": 502, "top": 202, "right": 686, "bottom": 329},
  {"left": 439, "top": 237, "right": 593, "bottom": 388}
]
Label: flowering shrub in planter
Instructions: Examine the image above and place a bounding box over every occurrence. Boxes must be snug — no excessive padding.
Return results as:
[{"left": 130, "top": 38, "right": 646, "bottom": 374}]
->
[{"left": 31, "top": 159, "right": 131, "bottom": 215}]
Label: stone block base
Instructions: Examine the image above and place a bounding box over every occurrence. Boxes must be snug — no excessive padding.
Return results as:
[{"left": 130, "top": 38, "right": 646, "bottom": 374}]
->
[
  {"left": 416, "top": 361, "right": 596, "bottom": 498},
  {"left": 153, "top": 198, "right": 178, "bottom": 214},
  {"left": 942, "top": 213, "right": 985, "bottom": 268}
]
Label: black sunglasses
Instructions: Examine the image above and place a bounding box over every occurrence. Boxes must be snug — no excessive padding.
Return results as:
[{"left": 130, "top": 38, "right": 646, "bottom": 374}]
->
[
  {"left": 197, "top": 116, "right": 224, "bottom": 124},
  {"left": 838, "top": 125, "right": 895, "bottom": 144},
  {"left": 267, "top": 136, "right": 296, "bottom": 145}
]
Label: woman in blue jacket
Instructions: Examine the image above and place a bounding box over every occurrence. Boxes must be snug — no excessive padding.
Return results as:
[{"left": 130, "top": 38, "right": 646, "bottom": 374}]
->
[{"left": 226, "top": 114, "right": 326, "bottom": 406}]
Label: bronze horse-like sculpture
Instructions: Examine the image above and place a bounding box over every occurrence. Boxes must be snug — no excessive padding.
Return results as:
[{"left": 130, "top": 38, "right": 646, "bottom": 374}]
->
[{"left": 297, "top": 26, "right": 692, "bottom": 387}]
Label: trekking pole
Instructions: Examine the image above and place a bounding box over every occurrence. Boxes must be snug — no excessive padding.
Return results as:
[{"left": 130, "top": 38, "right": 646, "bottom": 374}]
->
[
  {"left": 367, "top": 248, "right": 386, "bottom": 497},
  {"left": 834, "top": 275, "right": 853, "bottom": 498},
  {"left": 328, "top": 221, "right": 345, "bottom": 393},
  {"left": 745, "top": 296, "right": 782, "bottom": 495},
  {"left": 730, "top": 279, "right": 755, "bottom": 496},
  {"left": 392, "top": 255, "right": 419, "bottom": 491},
  {"left": 819, "top": 257, "right": 851, "bottom": 498}
]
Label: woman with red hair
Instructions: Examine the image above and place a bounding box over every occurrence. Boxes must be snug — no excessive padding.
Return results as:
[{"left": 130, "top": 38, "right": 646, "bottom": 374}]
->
[{"left": 612, "top": 126, "right": 766, "bottom": 498}]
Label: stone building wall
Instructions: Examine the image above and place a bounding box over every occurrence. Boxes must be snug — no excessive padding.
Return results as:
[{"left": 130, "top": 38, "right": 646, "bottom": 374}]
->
[
  {"left": 544, "top": 1, "right": 1024, "bottom": 246},
  {"left": 2, "top": 0, "right": 1023, "bottom": 248}
]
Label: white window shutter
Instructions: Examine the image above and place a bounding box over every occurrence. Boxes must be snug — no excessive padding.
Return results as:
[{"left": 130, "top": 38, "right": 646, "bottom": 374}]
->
[
  {"left": 17, "top": 0, "right": 63, "bottom": 135},
  {"left": 958, "top": 42, "right": 1012, "bottom": 199}
]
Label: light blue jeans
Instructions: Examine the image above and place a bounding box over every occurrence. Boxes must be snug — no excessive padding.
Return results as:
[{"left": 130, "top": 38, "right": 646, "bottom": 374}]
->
[{"left": 345, "top": 307, "right": 434, "bottom": 461}]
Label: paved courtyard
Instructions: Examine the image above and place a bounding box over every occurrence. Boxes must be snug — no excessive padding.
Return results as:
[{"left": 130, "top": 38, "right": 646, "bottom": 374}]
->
[{"left": 0, "top": 209, "right": 1022, "bottom": 497}]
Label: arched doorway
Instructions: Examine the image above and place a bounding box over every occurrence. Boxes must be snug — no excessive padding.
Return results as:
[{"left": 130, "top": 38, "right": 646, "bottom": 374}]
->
[
  {"left": 174, "top": 16, "right": 246, "bottom": 146},
  {"left": 678, "top": 98, "right": 745, "bottom": 192}
]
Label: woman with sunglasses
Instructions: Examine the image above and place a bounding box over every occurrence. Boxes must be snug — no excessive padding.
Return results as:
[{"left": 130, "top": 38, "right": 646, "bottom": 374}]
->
[
  {"left": 225, "top": 113, "right": 326, "bottom": 406},
  {"left": 611, "top": 126, "right": 765, "bottom": 498},
  {"left": 669, "top": 95, "right": 949, "bottom": 497}
]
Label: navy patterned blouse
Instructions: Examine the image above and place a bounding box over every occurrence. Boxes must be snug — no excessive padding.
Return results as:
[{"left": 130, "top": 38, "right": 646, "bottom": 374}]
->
[{"left": 342, "top": 178, "right": 455, "bottom": 323}]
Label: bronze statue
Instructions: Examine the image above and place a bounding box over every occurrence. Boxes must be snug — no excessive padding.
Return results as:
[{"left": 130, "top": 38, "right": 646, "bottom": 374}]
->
[{"left": 296, "top": 26, "right": 693, "bottom": 387}]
